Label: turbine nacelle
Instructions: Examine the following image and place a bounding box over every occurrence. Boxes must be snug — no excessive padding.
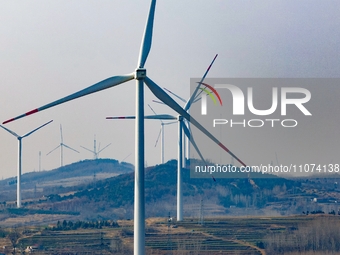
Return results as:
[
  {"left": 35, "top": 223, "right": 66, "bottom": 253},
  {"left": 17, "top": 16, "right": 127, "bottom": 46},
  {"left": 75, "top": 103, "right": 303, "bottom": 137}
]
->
[{"left": 135, "top": 68, "right": 147, "bottom": 80}]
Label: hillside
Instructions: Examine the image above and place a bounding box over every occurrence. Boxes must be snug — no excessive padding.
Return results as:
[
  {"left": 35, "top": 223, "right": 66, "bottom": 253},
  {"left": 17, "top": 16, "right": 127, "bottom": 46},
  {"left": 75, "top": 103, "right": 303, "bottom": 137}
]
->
[
  {"left": 2, "top": 160, "right": 298, "bottom": 221},
  {"left": 1, "top": 159, "right": 340, "bottom": 226},
  {"left": 0, "top": 158, "right": 134, "bottom": 203}
]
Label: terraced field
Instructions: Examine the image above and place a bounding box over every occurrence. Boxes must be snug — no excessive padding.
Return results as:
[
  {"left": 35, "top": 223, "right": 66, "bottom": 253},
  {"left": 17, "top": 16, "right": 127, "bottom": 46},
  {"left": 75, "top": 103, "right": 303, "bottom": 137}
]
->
[
  {"left": 145, "top": 216, "right": 314, "bottom": 254},
  {"left": 0, "top": 215, "right": 317, "bottom": 254}
]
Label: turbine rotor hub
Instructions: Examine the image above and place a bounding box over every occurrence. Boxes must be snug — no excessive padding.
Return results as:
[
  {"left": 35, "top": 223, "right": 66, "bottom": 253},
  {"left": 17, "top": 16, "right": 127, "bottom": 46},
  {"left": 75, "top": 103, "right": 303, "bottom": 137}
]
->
[{"left": 135, "top": 68, "right": 146, "bottom": 80}]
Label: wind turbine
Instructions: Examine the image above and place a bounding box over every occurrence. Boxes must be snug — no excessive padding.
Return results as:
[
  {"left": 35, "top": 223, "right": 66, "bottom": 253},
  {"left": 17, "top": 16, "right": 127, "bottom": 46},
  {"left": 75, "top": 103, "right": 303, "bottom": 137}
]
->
[
  {"left": 0, "top": 120, "right": 53, "bottom": 208},
  {"left": 80, "top": 135, "right": 111, "bottom": 159},
  {"left": 149, "top": 104, "right": 177, "bottom": 164},
  {"left": 2, "top": 1, "right": 246, "bottom": 254},
  {"left": 47, "top": 124, "right": 79, "bottom": 167},
  {"left": 106, "top": 54, "right": 218, "bottom": 221}
]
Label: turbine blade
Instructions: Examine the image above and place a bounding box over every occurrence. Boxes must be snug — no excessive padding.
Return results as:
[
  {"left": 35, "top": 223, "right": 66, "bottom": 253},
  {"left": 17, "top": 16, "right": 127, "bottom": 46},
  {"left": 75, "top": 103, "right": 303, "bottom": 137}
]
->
[
  {"left": 63, "top": 144, "right": 80, "bottom": 153},
  {"left": 148, "top": 104, "right": 157, "bottom": 115},
  {"left": 46, "top": 145, "right": 60, "bottom": 156},
  {"left": 138, "top": 0, "right": 156, "bottom": 68},
  {"left": 183, "top": 118, "right": 216, "bottom": 182},
  {"left": 154, "top": 127, "right": 162, "bottom": 147},
  {"left": 106, "top": 116, "right": 137, "bottom": 120},
  {"left": 152, "top": 100, "right": 165, "bottom": 105},
  {"left": 80, "top": 145, "right": 94, "bottom": 154},
  {"left": 193, "top": 97, "right": 201, "bottom": 104},
  {"left": 182, "top": 121, "right": 206, "bottom": 165},
  {"left": 0, "top": 125, "right": 20, "bottom": 138},
  {"left": 145, "top": 114, "right": 177, "bottom": 120},
  {"left": 163, "top": 88, "right": 186, "bottom": 103},
  {"left": 121, "top": 152, "right": 132, "bottom": 162},
  {"left": 184, "top": 54, "right": 218, "bottom": 111},
  {"left": 22, "top": 120, "right": 53, "bottom": 138},
  {"left": 106, "top": 114, "right": 176, "bottom": 120},
  {"left": 163, "top": 121, "right": 177, "bottom": 125},
  {"left": 145, "top": 76, "right": 246, "bottom": 167},
  {"left": 98, "top": 143, "right": 111, "bottom": 153},
  {"left": 148, "top": 103, "right": 165, "bottom": 124},
  {"left": 3, "top": 74, "right": 134, "bottom": 124}
]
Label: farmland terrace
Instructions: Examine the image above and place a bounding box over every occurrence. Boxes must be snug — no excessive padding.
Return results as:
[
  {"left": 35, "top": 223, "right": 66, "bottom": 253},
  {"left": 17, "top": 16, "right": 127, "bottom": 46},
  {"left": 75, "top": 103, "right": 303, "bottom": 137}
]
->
[{"left": 1, "top": 215, "right": 337, "bottom": 255}]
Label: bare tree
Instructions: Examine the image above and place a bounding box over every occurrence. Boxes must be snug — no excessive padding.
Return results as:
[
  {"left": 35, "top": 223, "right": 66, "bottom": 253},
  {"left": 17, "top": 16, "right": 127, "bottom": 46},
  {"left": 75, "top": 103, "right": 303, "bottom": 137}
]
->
[{"left": 7, "top": 228, "right": 21, "bottom": 255}]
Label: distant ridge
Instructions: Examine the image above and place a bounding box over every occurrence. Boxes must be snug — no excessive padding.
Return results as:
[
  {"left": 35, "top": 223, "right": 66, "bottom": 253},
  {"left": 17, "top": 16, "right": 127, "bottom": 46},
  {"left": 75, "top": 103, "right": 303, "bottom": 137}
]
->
[{"left": 0, "top": 158, "right": 133, "bottom": 185}]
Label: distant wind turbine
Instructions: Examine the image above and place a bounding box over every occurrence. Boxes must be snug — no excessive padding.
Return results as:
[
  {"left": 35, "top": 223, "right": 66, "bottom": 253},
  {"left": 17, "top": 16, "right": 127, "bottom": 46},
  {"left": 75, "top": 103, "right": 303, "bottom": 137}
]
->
[
  {"left": 47, "top": 124, "right": 79, "bottom": 167},
  {"left": 80, "top": 135, "right": 111, "bottom": 159},
  {"left": 0, "top": 120, "right": 53, "bottom": 208},
  {"left": 2, "top": 1, "right": 246, "bottom": 254},
  {"left": 149, "top": 104, "right": 176, "bottom": 164}
]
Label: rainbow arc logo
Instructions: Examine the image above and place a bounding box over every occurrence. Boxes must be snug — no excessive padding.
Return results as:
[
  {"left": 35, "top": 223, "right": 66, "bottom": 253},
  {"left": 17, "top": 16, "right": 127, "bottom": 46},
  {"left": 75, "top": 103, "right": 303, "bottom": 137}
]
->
[{"left": 198, "top": 82, "right": 223, "bottom": 115}]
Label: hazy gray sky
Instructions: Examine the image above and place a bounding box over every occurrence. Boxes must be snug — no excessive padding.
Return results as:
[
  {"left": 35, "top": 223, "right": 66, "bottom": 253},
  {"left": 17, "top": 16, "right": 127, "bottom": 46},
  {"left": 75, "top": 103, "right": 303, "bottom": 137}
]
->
[{"left": 1, "top": 1, "right": 339, "bottom": 179}]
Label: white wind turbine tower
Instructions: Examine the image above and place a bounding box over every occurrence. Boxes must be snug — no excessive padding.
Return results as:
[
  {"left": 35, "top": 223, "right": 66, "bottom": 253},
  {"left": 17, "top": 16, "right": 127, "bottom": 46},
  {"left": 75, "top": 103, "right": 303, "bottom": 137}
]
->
[
  {"left": 80, "top": 135, "right": 111, "bottom": 159},
  {"left": 47, "top": 124, "right": 79, "bottom": 167},
  {"left": 106, "top": 54, "right": 218, "bottom": 221},
  {"left": 3, "top": 1, "right": 247, "bottom": 254},
  {"left": 0, "top": 120, "right": 53, "bottom": 208}
]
